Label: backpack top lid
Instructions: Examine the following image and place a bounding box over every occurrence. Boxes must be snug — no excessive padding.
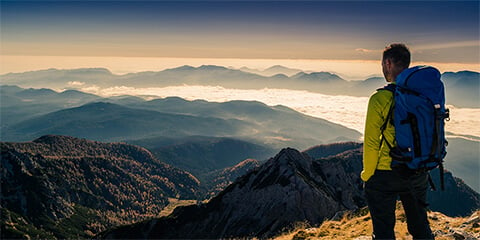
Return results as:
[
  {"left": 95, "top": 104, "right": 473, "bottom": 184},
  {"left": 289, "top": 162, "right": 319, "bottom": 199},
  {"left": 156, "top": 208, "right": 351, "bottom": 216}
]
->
[{"left": 395, "top": 65, "right": 445, "bottom": 106}]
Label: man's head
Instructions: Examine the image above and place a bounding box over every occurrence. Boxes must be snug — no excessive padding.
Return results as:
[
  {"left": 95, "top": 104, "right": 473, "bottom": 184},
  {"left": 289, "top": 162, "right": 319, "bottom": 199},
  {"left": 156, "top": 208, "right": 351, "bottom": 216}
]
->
[{"left": 382, "top": 43, "right": 411, "bottom": 82}]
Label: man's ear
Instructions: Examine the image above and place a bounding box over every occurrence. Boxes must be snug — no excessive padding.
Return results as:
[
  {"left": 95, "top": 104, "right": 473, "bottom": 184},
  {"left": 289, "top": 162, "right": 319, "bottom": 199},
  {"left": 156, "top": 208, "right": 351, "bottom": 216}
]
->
[{"left": 384, "top": 58, "right": 392, "bottom": 68}]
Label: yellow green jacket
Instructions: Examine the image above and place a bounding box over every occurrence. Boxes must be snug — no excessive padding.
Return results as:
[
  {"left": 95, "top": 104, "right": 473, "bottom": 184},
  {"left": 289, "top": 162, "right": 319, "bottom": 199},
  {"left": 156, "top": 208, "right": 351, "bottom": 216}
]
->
[{"left": 361, "top": 87, "right": 395, "bottom": 182}]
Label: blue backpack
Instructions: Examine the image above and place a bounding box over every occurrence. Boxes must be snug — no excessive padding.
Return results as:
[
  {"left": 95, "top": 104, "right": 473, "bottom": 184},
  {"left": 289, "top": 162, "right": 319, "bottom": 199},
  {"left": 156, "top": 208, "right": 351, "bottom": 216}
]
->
[{"left": 381, "top": 66, "right": 449, "bottom": 190}]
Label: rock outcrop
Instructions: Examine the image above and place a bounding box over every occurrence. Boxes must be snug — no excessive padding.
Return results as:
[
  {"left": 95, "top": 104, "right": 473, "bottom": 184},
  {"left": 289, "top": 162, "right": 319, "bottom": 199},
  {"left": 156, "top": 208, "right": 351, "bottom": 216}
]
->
[
  {"left": 101, "top": 144, "right": 479, "bottom": 239},
  {"left": 101, "top": 147, "right": 366, "bottom": 239}
]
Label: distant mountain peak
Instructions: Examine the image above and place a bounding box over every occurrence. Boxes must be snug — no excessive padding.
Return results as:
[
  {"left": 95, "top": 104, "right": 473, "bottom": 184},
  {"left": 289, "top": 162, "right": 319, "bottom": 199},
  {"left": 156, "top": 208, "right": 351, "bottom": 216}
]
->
[
  {"left": 239, "top": 66, "right": 257, "bottom": 71},
  {"left": 271, "top": 73, "right": 289, "bottom": 78},
  {"left": 292, "top": 71, "right": 343, "bottom": 82},
  {"left": 80, "top": 101, "right": 120, "bottom": 109},
  {"left": 32, "top": 134, "right": 89, "bottom": 145},
  {"left": 66, "top": 68, "right": 112, "bottom": 75},
  {"left": 163, "top": 65, "right": 237, "bottom": 74},
  {"left": 166, "top": 65, "right": 195, "bottom": 71},
  {"left": 443, "top": 70, "right": 479, "bottom": 75},
  {"left": 198, "top": 65, "right": 229, "bottom": 71},
  {"left": 236, "top": 65, "right": 302, "bottom": 77},
  {"left": 59, "top": 89, "right": 99, "bottom": 98},
  {"left": 18, "top": 87, "right": 57, "bottom": 96},
  {"left": 265, "top": 65, "right": 295, "bottom": 71}
]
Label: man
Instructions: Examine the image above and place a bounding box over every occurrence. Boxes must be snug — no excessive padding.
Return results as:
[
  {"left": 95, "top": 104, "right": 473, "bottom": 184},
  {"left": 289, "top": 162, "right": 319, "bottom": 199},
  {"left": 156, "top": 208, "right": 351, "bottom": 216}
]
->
[{"left": 361, "top": 43, "right": 434, "bottom": 239}]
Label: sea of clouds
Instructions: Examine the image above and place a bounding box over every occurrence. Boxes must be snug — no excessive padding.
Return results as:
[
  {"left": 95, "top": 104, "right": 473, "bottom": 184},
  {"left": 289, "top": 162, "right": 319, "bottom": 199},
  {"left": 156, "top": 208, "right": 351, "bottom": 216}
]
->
[{"left": 81, "top": 85, "right": 480, "bottom": 141}]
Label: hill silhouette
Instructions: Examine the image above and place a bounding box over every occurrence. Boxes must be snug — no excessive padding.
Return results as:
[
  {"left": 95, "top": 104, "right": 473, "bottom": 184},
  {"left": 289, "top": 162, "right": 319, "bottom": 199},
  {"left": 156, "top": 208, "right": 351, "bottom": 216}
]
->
[
  {"left": 0, "top": 85, "right": 102, "bottom": 126},
  {"left": 131, "top": 136, "right": 274, "bottom": 175},
  {"left": 1, "top": 94, "right": 361, "bottom": 149},
  {"left": 1, "top": 102, "right": 256, "bottom": 142},
  {"left": 442, "top": 71, "right": 480, "bottom": 108}
]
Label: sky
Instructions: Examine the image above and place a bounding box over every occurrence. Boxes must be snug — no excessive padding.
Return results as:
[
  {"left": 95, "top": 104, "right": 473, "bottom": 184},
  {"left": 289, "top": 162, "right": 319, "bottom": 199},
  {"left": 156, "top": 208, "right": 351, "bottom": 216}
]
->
[{"left": 1, "top": 1, "right": 479, "bottom": 76}]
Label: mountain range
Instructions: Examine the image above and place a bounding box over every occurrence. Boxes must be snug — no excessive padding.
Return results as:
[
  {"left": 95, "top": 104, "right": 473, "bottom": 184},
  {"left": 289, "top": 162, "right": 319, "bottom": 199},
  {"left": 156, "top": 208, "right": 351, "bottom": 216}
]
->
[
  {"left": 1, "top": 65, "right": 478, "bottom": 107},
  {"left": 239, "top": 65, "right": 304, "bottom": 77},
  {"left": 0, "top": 85, "right": 102, "bottom": 126}
]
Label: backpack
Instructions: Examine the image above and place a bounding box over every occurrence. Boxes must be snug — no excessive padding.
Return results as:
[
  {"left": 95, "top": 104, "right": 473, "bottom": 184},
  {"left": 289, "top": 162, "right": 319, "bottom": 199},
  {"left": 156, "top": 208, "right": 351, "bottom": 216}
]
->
[{"left": 380, "top": 65, "right": 450, "bottom": 190}]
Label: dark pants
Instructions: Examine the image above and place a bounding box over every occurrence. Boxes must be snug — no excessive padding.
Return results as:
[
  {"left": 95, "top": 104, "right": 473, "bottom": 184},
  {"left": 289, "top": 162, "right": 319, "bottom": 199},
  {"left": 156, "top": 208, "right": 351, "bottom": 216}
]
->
[{"left": 365, "top": 169, "right": 434, "bottom": 240}]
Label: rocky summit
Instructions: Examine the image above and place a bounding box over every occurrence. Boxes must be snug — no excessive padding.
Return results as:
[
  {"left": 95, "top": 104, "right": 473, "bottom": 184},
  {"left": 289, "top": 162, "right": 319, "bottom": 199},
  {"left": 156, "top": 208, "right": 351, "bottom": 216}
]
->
[
  {"left": 101, "top": 144, "right": 479, "bottom": 239},
  {"left": 101, "top": 147, "right": 366, "bottom": 239}
]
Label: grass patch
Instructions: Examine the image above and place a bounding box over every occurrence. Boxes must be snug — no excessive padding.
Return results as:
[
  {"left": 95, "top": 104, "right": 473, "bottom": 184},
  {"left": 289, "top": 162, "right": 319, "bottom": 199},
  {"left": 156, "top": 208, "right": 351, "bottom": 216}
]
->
[
  {"left": 1, "top": 208, "right": 55, "bottom": 239},
  {"left": 159, "top": 198, "right": 197, "bottom": 217},
  {"left": 274, "top": 202, "right": 480, "bottom": 240}
]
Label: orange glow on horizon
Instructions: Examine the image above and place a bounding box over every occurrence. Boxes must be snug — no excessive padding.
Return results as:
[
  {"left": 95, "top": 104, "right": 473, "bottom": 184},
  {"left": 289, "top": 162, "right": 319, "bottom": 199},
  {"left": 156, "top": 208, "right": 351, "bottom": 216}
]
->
[{"left": 1, "top": 55, "right": 478, "bottom": 80}]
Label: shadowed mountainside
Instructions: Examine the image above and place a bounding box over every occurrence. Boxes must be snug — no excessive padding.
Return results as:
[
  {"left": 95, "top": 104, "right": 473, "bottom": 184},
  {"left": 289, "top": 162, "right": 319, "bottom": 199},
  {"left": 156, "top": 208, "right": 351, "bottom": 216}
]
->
[
  {"left": 1, "top": 135, "right": 200, "bottom": 239},
  {"left": 204, "top": 158, "right": 262, "bottom": 199},
  {"left": 0, "top": 85, "right": 103, "bottom": 126},
  {"left": 1, "top": 102, "right": 255, "bottom": 143},
  {"left": 130, "top": 136, "right": 274, "bottom": 176}
]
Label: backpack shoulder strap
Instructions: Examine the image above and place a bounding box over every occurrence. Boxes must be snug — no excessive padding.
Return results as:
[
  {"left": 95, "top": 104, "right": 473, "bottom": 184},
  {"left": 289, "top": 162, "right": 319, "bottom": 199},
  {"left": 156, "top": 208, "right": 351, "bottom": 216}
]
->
[
  {"left": 377, "top": 83, "right": 396, "bottom": 93},
  {"left": 377, "top": 84, "right": 396, "bottom": 150}
]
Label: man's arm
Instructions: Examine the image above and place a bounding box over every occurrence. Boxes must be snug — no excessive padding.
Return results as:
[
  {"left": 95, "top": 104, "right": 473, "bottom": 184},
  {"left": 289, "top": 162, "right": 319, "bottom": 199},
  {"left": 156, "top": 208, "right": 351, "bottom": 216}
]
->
[{"left": 361, "top": 92, "right": 388, "bottom": 181}]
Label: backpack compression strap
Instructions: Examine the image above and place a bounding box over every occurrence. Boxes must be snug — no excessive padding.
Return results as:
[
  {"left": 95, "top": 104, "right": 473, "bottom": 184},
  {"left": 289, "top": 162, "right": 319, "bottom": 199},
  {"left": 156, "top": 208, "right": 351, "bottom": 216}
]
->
[{"left": 378, "top": 84, "right": 395, "bottom": 150}]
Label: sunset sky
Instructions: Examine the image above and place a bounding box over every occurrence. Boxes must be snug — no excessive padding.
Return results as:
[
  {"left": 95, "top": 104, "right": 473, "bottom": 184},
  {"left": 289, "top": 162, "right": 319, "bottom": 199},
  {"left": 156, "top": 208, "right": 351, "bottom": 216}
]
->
[{"left": 1, "top": 1, "right": 479, "bottom": 76}]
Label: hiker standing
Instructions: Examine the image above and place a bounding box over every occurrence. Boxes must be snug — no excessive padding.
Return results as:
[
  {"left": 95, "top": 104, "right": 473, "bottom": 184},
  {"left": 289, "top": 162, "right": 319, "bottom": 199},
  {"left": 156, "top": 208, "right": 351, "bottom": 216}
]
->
[{"left": 361, "top": 43, "right": 435, "bottom": 239}]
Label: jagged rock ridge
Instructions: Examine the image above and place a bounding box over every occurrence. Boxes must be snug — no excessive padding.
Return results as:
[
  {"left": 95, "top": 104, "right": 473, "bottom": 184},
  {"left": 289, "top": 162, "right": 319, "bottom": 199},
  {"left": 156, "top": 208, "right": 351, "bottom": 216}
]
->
[
  {"left": 101, "top": 147, "right": 366, "bottom": 239},
  {"left": 101, "top": 144, "right": 480, "bottom": 239}
]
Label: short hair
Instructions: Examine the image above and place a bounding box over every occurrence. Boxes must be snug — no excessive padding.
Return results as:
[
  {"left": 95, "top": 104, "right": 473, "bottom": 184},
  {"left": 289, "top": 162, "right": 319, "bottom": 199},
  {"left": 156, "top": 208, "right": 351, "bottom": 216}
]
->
[{"left": 383, "top": 43, "right": 411, "bottom": 69}]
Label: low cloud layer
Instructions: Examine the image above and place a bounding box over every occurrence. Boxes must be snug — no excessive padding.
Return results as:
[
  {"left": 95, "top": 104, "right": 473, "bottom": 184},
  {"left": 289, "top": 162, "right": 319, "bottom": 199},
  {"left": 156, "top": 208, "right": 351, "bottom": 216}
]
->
[{"left": 80, "top": 85, "right": 480, "bottom": 140}]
